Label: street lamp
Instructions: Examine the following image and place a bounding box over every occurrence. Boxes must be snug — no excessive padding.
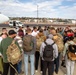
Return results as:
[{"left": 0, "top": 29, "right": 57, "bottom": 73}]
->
[{"left": 37, "top": 5, "right": 38, "bottom": 24}]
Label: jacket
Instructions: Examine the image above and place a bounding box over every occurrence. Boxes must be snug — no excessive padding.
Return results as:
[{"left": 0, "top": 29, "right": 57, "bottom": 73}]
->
[
  {"left": 40, "top": 38, "right": 58, "bottom": 61},
  {"left": 63, "top": 41, "right": 76, "bottom": 57},
  {"left": 36, "top": 32, "right": 46, "bottom": 51},
  {"left": 0, "top": 37, "right": 20, "bottom": 63}
]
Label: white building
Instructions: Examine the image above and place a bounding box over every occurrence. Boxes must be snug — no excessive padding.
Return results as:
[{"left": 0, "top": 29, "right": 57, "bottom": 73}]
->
[{"left": 72, "top": 20, "right": 76, "bottom": 24}]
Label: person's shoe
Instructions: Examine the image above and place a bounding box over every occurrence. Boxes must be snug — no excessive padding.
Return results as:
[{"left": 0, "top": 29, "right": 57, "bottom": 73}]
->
[
  {"left": 55, "top": 70, "right": 58, "bottom": 74},
  {"left": 63, "top": 65, "right": 66, "bottom": 67},
  {"left": 55, "top": 72, "right": 58, "bottom": 74},
  {"left": 0, "top": 71, "right": 2, "bottom": 75},
  {"left": 35, "top": 70, "right": 38, "bottom": 72}
]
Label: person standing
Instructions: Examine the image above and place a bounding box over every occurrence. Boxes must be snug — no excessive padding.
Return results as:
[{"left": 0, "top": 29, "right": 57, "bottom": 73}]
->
[
  {"left": 35, "top": 29, "right": 46, "bottom": 73},
  {"left": 0, "top": 33, "right": 7, "bottom": 75},
  {"left": 23, "top": 28, "right": 36, "bottom": 75},
  {"left": 0, "top": 30, "right": 20, "bottom": 75},
  {"left": 14, "top": 32, "right": 23, "bottom": 74},
  {"left": 48, "top": 27, "right": 64, "bottom": 74},
  {"left": 17, "top": 26, "right": 24, "bottom": 38},
  {"left": 1, "top": 28, "right": 7, "bottom": 34},
  {"left": 40, "top": 38, "right": 58, "bottom": 75},
  {"left": 63, "top": 35, "right": 76, "bottom": 75},
  {"left": 31, "top": 26, "right": 38, "bottom": 37}
]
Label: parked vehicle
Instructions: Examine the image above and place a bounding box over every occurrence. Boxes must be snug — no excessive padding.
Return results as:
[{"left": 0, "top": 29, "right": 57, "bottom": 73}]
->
[{"left": 9, "top": 20, "right": 24, "bottom": 27}]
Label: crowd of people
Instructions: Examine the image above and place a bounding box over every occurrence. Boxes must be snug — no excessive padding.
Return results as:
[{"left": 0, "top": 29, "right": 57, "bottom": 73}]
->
[{"left": 0, "top": 25, "right": 76, "bottom": 75}]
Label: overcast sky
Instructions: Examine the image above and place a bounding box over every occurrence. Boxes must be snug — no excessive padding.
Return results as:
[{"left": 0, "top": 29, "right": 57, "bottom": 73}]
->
[{"left": 0, "top": 0, "right": 76, "bottom": 19}]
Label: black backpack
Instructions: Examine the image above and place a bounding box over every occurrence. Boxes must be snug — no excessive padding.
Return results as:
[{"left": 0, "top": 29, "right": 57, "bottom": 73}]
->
[
  {"left": 67, "top": 44, "right": 76, "bottom": 61},
  {"left": 43, "top": 42, "right": 55, "bottom": 61}
]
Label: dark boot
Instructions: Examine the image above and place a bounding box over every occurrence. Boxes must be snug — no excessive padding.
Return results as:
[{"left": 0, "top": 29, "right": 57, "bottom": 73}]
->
[{"left": 0, "top": 71, "right": 2, "bottom": 75}]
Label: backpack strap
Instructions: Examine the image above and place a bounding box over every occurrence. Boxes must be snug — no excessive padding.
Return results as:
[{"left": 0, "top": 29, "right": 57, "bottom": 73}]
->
[
  {"left": 10, "top": 64, "right": 18, "bottom": 75},
  {"left": 51, "top": 42, "right": 55, "bottom": 46},
  {"left": 12, "top": 40, "right": 15, "bottom": 44},
  {"left": 44, "top": 41, "right": 48, "bottom": 45}
]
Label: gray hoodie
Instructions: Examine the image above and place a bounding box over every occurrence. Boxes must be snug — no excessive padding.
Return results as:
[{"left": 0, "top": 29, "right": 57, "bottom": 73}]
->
[{"left": 40, "top": 38, "right": 58, "bottom": 61}]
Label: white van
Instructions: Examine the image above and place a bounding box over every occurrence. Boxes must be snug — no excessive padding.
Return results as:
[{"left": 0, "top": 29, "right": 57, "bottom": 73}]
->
[{"left": 9, "top": 20, "right": 24, "bottom": 27}]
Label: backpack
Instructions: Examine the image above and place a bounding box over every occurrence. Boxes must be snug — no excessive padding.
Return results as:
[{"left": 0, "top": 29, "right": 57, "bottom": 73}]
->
[
  {"left": 23, "top": 35, "right": 33, "bottom": 52},
  {"left": 36, "top": 36, "right": 45, "bottom": 50},
  {"left": 67, "top": 44, "right": 76, "bottom": 61},
  {"left": 52, "top": 33, "right": 64, "bottom": 52},
  {"left": 73, "top": 37, "right": 76, "bottom": 43},
  {"left": 6, "top": 40, "right": 21, "bottom": 65},
  {"left": 43, "top": 42, "right": 55, "bottom": 61}
]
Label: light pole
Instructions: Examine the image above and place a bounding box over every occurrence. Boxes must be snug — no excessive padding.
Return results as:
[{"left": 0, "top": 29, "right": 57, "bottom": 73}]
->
[{"left": 37, "top": 5, "right": 38, "bottom": 24}]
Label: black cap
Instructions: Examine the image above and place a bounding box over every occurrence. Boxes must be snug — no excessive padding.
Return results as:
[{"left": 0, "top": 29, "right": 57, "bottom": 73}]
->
[{"left": 8, "top": 30, "right": 16, "bottom": 35}]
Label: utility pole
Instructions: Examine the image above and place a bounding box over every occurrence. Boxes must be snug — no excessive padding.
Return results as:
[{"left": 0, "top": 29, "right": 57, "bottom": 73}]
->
[{"left": 37, "top": 5, "right": 38, "bottom": 24}]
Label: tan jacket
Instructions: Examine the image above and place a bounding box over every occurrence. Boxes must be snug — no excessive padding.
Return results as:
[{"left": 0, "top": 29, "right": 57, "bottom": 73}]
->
[{"left": 36, "top": 32, "right": 46, "bottom": 51}]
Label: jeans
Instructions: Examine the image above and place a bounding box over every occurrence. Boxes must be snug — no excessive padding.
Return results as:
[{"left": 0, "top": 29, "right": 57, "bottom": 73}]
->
[
  {"left": 42, "top": 60, "right": 54, "bottom": 75},
  {"left": 17, "top": 61, "right": 22, "bottom": 73},
  {"left": 54, "top": 53, "right": 60, "bottom": 73},
  {"left": 66, "top": 56, "right": 75, "bottom": 75},
  {"left": 24, "top": 54, "right": 35, "bottom": 75}
]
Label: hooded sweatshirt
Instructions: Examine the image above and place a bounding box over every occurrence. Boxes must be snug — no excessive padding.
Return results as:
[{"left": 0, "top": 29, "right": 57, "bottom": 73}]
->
[{"left": 40, "top": 38, "right": 58, "bottom": 61}]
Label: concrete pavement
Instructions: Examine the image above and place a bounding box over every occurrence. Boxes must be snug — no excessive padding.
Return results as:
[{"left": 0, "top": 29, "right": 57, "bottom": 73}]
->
[{"left": 21, "top": 59, "right": 76, "bottom": 75}]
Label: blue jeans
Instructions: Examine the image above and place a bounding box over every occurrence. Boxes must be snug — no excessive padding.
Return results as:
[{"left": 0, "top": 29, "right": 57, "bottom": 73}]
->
[
  {"left": 24, "top": 54, "right": 35, "bottom": 75},
  {"left": 54, "top": 53, "right": 60, "bottom": 74},
  {"left": 17, "top": 61, "right": 22, "bottom": 73}
]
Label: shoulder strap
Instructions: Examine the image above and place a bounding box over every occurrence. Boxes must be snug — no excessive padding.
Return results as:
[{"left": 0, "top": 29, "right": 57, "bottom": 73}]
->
[
  {"left": 12, "top": 40, "right": 15, "bottom": 44},
  {"left": 51, "top": 42, "right": 55, "bottom": 46},
  {"left": 44, "top": 41, "right": 48, "bottom": 45},
  {"left": 10, "top": 64, "right": 18, "bottom": 75}
]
